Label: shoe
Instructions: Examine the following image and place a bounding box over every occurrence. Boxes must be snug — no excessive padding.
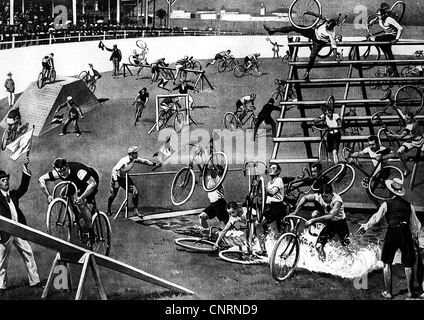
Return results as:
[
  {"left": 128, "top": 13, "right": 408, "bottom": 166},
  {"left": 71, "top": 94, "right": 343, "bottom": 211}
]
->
[
  {"left": 137, "top": 213, "right": 145, "bottom": 219},
  {"left": 30, "top": 282, "right": 45, "bottom": 289},
  {"left": 381, "top": 291, "right": 392, "bottom": 299},
  {"left": 403, "top": 169, "right": 411, "bottom": 177},
  {"left": 406, "top": 293, "right": 418, "bottom": 300},
  {"left": 59, "top": 133, "right": 65, "bottom": 136},
  {"left": 76, "top": 133, "right": 81, "bottom": 137},
  {"left": 303, "top": 72, "right": 310, "bottom": 81}
]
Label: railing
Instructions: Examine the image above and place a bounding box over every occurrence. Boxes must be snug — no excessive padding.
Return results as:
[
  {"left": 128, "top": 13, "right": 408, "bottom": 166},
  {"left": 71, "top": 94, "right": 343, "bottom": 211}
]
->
[{"left": 0, "top": 28, "right": 245, "bottom": 50}]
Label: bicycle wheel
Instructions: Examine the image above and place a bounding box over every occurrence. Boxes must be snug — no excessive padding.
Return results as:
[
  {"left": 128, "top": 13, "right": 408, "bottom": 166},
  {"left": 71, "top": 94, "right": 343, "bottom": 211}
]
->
[
  {"left": 78, "top": 70, "right": 88, "bottom": 81},
  {"left": 331, "top": 163, "right": 356, "bottom": 195},
  {"left": 369, "top": 166, "right": 404, "bottom": 200},
  {"left": 219, "top": 249, "right": 266, "bottom": 265},
  {"left": 160, "top": 68, "right": 174, "bottom": 80},
  {"left": 271, "top": 91, "right": 283, "bottom": 105},
  {"left": 223, "top": 112, "right": 239, "bottom": 131},
  {"left": 269, "top": 232, "right": 300, "bottom": 281},
  {"left": 136, "top": 40, "right": 148, "bottom": 50},
  {"left": 312, "top": 163, "right": 345, "bottom": 192},
  {"left": 390, "top": 1, "right": 405, "bottom": 23},
  {"left": 289, "top": 0, "right": 322, "bottom": 29},
  {"left": 46, "top": 198, "right": 72, "bottom": 242},
  {"left": 174, "top": 238, "right": 216, "bottom": 252},
  {"left": 171, "top": 167, "right": 196, "bottom": 206},
  {"left": 251, "top": 176, "right": 266, "bottom": 223},
  {"left": 173, "top": 112, "right": 186, "bottom": 133},
  {"left": 326, "top": 95, "right": 335, "bottom": 110},
  {"left": 234, "top": 65, "right": 245, "bottom": 78},
  {"left": 88, "top": 82, "right": 96, "bottom": 93},
  {"left": 91, "top": 211, "right": 111, "bottom": 256},
  {"left": 192, "top": 60, "right": 202, "bottom": 70},
  {"left": 395, "top": 85, "right": 424, "bottom": 116},
  {"left": 217, "top": 60, "right": 227, "bottom": 73},
  {"left": 50, "top": 69, "right": 56, "bottom": 83},
  {"left": 252, "top": 66, "right": 263, "bottom": 77},
  {"left": 318, "top": 140, "right": 328, "bottom": 164},
  {"left": 128, "top": 55, "right": 140, "bottom": 66},
  {"left": 202, "top": 151, "right": 229, "bottom": 192},
  {"left": 52, "top": 181, "right": 77, "bottom": 200},
  {"left": 37, "top": 72, "right": 44, "bottom": 89},
  {"left": 1, "top": 130, "right": 10, "bottom": 150}
]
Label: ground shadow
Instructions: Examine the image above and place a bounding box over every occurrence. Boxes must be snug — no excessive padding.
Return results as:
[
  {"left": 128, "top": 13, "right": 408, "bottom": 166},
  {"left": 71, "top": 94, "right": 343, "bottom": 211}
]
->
[{"left": 98, "top": 98, "right": 110, "bottom": 104}]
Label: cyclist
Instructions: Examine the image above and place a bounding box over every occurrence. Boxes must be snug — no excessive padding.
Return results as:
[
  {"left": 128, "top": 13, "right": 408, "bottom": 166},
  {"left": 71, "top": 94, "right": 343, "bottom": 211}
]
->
[
  {"left": 150, "top": 57, "right": 168, "bottom": 83},
  {"left": 173, "top": 55, "right": 190, "bottom": 84},
  {"left": 386, "top": 112, "right": 424, "bottom": 177},
  {"left": 87, "top": 63, "right": 102, "bottom": 86},
  {"left": 313, "top": 105, "right": 342, "bottom": 164},
  {"left": 4, "top": 71, "right": 15, "bottom": 107},
  {"left": 235, "top": 93, "right": 256, "bottom": 122},
  {"left": 55, "top": 96, "right": 84, "bottom": 137},
  {"left": 132, "top": 49, "right": 148, "bottom": 66},
  {"left": 41, "top": 53, "right": 54, "bottom": 79},
  {"left": 292, "top": 183, "right": 350, "bottom": 261},
  {"left": 159, "top": 96, "right": 180, "bottom": 123},
  {"left": 38, "top": 158, "right": 100, "bottom": 245},
  {"left": 205, "top": 49, "right": 232, "bottom": 67},
  {"left": 6, "top": 107, "right": 21, "bottom": 133},
  {"left": 368, "top": 3, "right": 403, "bottom": 77},
  {"left": 171, "top": 80, "right": 197, "bottom": 110},
  {"left": 244, "top": 53, "right": 260, "bottom": 70},
  {"left": 264, "top": 18, "right": 341, "bottom": 80},
  {"left": 107, "top": 146, "right": 158, "bottom": 217},
  {"left": 253, "top": 97, "right": 281, "bottom": 140},
  {"left": 132, "top": 87, "right": 149, "bottom": 125}
]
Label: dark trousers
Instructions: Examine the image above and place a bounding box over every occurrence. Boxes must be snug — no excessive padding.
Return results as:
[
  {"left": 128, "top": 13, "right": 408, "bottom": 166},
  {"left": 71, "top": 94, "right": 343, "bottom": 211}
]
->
[
  {"left": 375, "top": 34, "right": 399, "bottom": 76},
  {"left": 62, "top": 117, "right": 80, "bottom": 134}
]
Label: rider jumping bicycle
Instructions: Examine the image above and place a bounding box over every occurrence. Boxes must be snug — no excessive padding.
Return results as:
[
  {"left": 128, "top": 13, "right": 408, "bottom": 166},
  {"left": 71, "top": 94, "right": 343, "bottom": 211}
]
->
[
  {"left": 41, "top": 53, "right": 54, "bottom": 79},
  {"left": 6, "top": 107, "right": 21, "bottom": 134},
  {"left": 38, "top": 158, "right": 100, "bottom": 245},
  {"left": 244, "top": 53, "right": 260, "bottom": 70}
]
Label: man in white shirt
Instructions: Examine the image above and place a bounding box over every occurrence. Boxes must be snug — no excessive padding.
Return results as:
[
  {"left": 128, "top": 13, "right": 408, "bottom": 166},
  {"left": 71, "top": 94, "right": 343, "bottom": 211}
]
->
[
  {"left": 292, "top": 183, "right": 350, "bottom": 260},
  {"left": 0, "top": 157, "right": 43, "bottom": 296},
  {"left": 107, "top": 146, "right": 158, "bottom": 217},
  {"left": 264, "top": 19, "right": 341, "bottom": 80}
]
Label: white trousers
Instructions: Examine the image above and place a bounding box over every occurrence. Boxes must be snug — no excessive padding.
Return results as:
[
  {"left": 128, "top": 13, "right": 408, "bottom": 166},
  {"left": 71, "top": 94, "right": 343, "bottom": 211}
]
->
[{"left": 0, "top": 236, "right": 40, "bottom": 289}]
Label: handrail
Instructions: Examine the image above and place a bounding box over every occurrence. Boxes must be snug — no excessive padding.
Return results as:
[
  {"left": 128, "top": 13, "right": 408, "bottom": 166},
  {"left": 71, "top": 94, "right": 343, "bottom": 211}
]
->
[
  {"left": 288, "top": 59, "right": 424, "bottom": 67},
  {"left": 286, "top": 77, "right": 423, "bottom": 83},
  {"left": 287, "top": 40, "right": 424, "bottom": 47},
  {"left": 276, "top": 115, "right": 424, "bottom": 122},
  {"left": 279, "top": 98, "right": 387, "bottom": 105}
]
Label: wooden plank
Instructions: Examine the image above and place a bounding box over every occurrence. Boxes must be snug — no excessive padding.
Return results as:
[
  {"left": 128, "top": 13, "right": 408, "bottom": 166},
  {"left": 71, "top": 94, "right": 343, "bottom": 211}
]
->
[
  {"left": 131, "top": 208, "right": 204, "bottom": 221},
  {"left": 0, "top": 216, "right": 195, "bottom": 295}
]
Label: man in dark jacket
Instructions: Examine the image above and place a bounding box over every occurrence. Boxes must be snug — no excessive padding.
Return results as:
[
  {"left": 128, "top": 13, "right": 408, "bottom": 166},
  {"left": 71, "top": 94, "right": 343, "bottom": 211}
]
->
[
  {"left": 0, "top": 157, "right": 43, "bottom": 296},
  {"left": 104, "top": 43, "right": 122, "bottom": 77},
  {"left": 253, "top": 97, "right": 281, "bottom": 140}
]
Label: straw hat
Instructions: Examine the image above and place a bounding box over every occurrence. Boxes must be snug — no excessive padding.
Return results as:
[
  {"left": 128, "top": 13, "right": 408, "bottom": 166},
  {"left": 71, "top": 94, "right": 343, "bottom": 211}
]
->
[
  {"left": 7, "top": 71, "right": 12, "bottom": 76},
  {"left": 385, "top": 178, "right": 406, "bottom": 196}
]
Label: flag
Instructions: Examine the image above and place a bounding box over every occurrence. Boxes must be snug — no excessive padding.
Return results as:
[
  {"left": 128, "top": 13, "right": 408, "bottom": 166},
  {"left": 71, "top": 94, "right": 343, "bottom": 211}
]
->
[
  {"left": 153, "top": 135, "right": 175, "bottom": 164},
  {"left": 6, "top": 128, "right": 34, "bottom": 161}
]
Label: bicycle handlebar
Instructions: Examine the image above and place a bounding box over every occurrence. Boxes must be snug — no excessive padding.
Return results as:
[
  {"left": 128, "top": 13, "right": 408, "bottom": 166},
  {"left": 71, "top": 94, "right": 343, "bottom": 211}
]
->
[{"left": 243, "top": 160, "right": 267, "bottom": 177}]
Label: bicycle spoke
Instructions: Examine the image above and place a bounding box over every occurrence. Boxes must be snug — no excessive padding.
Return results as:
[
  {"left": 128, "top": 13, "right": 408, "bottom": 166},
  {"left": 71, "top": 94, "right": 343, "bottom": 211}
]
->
[
  {"left": 395, "top": 85, "right": 423, "bottom": 116},
  {"left": 270, "top": 233, "right": 300, "bottom": 281}
]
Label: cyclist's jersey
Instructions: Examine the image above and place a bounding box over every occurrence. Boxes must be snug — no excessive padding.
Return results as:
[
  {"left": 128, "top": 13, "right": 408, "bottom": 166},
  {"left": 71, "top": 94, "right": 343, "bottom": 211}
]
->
[
  {"left": 267, "top": 176, "right": 284, "bottom": 203},
  {"left": 313, "top": 192, "right": 345, "bottom": 221},
  {"left": 317, "top": 113, "right": 341, "bottom": 133},
  {"left": 47, "top": 162, "right": 99, "bottom": 194},
  {"left": 239, "top": 95, "right": 254, "bottom": 105},
  {"left": 315, "top": 24, "right": 337, "bottom": 49},
  {"left": 7, "top": 109, "right": 20, "bottom": 120},
  {"left": 360, "top": 145, "right": 390, "bottom": 169},
  {"left": 404, "top": 120, "right": 423, "bottom": 142},
  {"left": 176, "top": 58, "right": 187, "bottom": 66},
  {"left": 42, "top": 55, "right": 53, "bottom": 64},
  {"left": 137, "top": 91, "right": 149, "bottom": 103},
  {"left": 88, "top": 68, "right": 101, "bottom": 79},
  {"left": 378, "top": 16, "right": 403, "bottom": 36}
]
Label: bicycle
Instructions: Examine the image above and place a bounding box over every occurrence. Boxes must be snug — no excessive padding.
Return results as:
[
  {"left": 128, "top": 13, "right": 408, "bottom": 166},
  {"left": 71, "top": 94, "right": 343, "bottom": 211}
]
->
[
  {"left": 78, "top": 70, "right": 96, "bottom": 93},
  {"left": 341, "top": 107, "right": 364, "bottom": 157},
  {"left": 271, "top": 83, "right": 297, "bottom": 106},
  {"left": 217, "top": 56, "right": 240, "bottom": 73},
  {"left": 348, "top": 1, "right": 405, "bottom": 70},
  {"left": 174, "top": 226, "right": 223, "bottom": 252},
  {"left": 234, "top": 61, "right": 263, "bottom": 78},
  {"left": 223, "top": 105, "right": 264, "bottom": 132},
  {"left": 147, "top": 99, "right": 183, "bottom": 134},
  {"left": 369, "top": 66, "right": 395, "bottom": 92},
  {"left": 281, "top": 49, "right": 291, "bottom": 64},
  {"left": 171, "top": 133, "right": 228, "bottom": 206},
  {"left": 37, "top": 67, "right": 56, "bottom": 89},
  {"left": 132, "top": 100, "right": 145, "bottom": 126},
  {"left": 341, "top": 147, "right": 404, "bottom": 200},
  {"left": 46, "top": 181, "right": 111, "bottom": 256},
  {"left": 218, "top": 161, "right": 268, "bottom": 265}
]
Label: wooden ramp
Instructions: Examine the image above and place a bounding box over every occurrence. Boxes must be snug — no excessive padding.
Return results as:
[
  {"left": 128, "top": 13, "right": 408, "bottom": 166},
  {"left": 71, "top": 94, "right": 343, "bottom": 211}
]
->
[
  {"left": 0, "top": 215, "right": 195, "bottom": 299},
  {"left": 0, "top": 76, "right": 101, "bottom": 136}
]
